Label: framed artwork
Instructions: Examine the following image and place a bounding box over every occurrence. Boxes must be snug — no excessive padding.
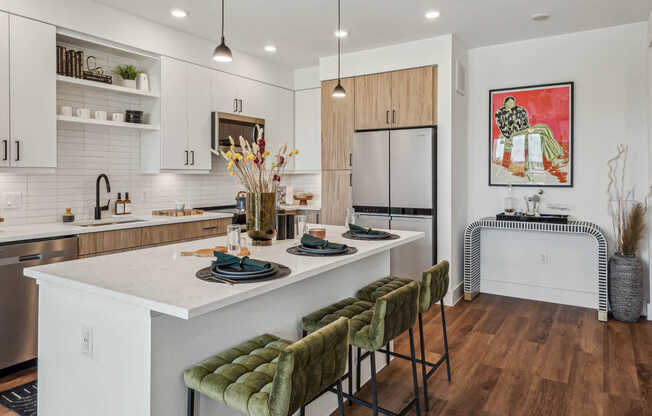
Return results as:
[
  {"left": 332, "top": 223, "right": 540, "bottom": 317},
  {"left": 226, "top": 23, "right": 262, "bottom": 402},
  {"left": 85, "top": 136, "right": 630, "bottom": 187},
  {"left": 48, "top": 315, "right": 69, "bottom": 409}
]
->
[{"left": 489, "top": 82, "right": 573, "bottom": 187}]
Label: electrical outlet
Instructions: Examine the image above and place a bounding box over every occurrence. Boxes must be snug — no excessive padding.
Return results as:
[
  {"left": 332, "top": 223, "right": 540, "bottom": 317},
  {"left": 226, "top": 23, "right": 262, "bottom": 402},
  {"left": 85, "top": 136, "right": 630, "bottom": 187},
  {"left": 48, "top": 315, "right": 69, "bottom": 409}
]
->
[{"left": 81, "top": 325, "right": 93, "bottom": 358}]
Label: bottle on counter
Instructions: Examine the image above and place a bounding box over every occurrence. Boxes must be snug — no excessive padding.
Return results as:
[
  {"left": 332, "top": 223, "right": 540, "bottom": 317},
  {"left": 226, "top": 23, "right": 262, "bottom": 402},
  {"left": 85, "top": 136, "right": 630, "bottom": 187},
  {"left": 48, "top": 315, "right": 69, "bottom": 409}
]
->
[
  {"left": 115, "top": 193, "right": 125, "bottom": 215},
  {"left": 124, "top": 192, "right": 132, "bottom": 215}
]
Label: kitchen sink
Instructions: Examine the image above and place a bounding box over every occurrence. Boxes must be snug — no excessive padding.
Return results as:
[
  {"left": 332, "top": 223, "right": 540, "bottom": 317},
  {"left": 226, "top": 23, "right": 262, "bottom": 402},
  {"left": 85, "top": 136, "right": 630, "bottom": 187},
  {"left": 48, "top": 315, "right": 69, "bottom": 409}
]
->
[{"left": 73, "top": 219, "right": 148, "bottom": 227}]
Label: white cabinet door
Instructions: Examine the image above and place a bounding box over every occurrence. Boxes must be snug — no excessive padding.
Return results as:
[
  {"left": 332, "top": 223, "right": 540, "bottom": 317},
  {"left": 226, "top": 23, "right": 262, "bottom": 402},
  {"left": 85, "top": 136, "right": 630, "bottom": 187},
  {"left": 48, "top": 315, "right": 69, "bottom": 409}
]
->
[
  {"left": 9, "top": 15, "right": 56, "bottom": 168},
  {"left": 161, "top": 57, "right": 189, "bottom": 170},
  {"left": 187, "top": 63, "right": 212, "bottom": 170},
  {"left": 237, "top": 77, "right": 264, "bottom": 117},
  {"left": 294, "top": 88, "right": 321, "bottom": 172},
  {"left": 211, "top": 70, "right": 238, "bottom": 113},
  {"left": 0, "top": 12, "right": 9, "bottom": 168},
  {"left": 264, "top": 85, "right": 293, "bottom": 169}
]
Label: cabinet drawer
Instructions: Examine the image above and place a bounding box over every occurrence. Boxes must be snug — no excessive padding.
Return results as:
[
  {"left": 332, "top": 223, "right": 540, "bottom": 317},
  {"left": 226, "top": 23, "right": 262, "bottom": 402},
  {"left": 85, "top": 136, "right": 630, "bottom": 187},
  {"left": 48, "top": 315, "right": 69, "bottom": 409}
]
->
[
  {"left": 141, "top": 223, "right": 185, "bottom": 247},
  {"left": 183, "top": 218, "right": 230, "bottom": 239},
  {"left": 78, "top": 228, "right": 142, "bottom": 256}
]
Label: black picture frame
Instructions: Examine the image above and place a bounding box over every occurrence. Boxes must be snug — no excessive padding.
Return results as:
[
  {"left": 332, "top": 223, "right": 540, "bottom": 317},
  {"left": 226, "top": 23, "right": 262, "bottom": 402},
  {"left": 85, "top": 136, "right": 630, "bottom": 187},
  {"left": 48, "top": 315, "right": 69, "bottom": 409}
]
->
[{"left": 488, "top": 81, "right": 574, "bottom": 187}]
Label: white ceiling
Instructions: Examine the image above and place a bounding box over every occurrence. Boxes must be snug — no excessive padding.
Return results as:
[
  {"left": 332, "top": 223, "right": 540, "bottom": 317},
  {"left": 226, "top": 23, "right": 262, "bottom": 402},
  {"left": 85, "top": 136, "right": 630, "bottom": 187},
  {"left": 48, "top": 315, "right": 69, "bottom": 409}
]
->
[{"left": 94, "top": 0, "right": 651, "bottom": 69}]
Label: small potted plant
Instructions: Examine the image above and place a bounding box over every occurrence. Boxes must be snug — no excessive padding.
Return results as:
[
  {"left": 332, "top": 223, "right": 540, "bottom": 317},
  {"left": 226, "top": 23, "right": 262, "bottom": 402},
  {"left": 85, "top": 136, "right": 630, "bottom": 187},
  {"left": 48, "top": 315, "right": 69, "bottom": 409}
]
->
[{"left": 115, "top": 64, "right": 141, "bottom": 89}]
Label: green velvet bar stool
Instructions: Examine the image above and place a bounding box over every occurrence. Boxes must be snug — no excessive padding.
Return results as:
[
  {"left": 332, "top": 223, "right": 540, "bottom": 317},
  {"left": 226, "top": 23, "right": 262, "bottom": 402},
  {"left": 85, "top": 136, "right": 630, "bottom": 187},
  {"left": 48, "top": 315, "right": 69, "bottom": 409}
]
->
[
  {"left": 301, "top": 281, "right": 422, "bottom": 416},
  {"left": 184, "top": 317, "right": 350, "bottom": 416},
  {"left": 356, "top": 261, "right": 451, "bottom": 411}
]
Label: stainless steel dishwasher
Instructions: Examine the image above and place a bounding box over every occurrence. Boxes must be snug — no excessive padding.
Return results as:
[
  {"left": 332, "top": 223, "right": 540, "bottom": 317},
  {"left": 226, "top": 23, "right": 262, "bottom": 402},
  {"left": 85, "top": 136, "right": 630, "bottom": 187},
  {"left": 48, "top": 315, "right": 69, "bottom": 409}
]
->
[{"left": 0, "top": 236, "right": 78, "bottom": 370}]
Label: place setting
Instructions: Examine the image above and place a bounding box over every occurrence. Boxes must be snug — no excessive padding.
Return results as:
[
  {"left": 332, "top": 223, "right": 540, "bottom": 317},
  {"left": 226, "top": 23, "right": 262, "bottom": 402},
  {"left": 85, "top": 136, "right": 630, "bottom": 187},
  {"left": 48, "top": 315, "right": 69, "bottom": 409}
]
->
[
  {"left": 287, "top": 229, "right": 358, "bottom": 257},
  {"left": 342, "top": 223, "right": 400, "bottom": 241}
]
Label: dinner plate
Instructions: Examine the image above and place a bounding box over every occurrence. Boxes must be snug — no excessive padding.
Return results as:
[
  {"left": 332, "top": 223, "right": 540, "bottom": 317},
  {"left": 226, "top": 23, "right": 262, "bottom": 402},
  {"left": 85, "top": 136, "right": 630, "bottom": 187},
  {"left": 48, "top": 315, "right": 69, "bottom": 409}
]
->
[
  {"left": 349, "top": 232, "right": 391, "bottom": 239},
  {"left": 298, "top": 245, "right": 348, "bottom": 255},
  {"left": 211, "top": 264, "right": 277, "bottom": 280},
  {"left": 214, "top": 263, "right": 275, "bottom": 277}
]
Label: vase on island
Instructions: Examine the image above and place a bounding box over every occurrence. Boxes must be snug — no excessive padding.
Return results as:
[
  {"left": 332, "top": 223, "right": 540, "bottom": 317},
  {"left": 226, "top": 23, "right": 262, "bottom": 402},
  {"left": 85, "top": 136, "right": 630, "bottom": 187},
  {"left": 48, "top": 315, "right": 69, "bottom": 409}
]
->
[
  {"left": 246, "top": 192, "right": 277, "bottom": 245},
  {"left": 212, "top": 127, "right": 299, "bottom": 247}
]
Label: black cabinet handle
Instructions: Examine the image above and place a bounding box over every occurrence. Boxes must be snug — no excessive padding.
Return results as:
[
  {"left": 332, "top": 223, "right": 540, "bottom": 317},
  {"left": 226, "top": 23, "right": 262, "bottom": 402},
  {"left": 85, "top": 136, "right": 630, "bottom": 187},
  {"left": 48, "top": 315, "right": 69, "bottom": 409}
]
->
[
  {"left": 392, "top": 110, "right": 396, "bottom": 124},
  {"left": 349, "top": 173, "right": 352, "bottom": 187},
  {"left": 349, "top": 153, "right": 352, "bottom": 167},
  {"left": 190, "top": 150, "right": 195, "bottom": 166},
  {"left": 386, "top": 110, "right": 390, "bottom": 124},
  {"left": 184, "top": 150, "right": 189, "bottom": 165},
  {"left": 233, "top": 99, "right": 238, "bottom": 112},
  {"left": 238, "top": 99, "right": 243, "bottom": 113},
  {"left": 2, "top": 140, "right": 6, "bottom": 161},
  {"left": 15, "top": 140, "right": 19, "bottom": 161}
]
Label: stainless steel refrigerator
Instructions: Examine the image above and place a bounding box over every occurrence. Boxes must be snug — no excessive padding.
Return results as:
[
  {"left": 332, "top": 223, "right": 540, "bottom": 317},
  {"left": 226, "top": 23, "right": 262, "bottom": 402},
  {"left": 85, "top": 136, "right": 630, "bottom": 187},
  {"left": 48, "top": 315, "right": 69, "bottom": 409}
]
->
[{"left": 352, "top": 127, "right": 436, "bottom": 279}]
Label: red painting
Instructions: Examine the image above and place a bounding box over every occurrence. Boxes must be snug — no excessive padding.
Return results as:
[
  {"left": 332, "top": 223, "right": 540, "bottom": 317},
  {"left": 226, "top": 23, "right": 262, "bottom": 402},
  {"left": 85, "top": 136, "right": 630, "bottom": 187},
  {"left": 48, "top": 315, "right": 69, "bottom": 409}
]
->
[{"left": 489, "top": 82, "right": 573, "bottom": 187}]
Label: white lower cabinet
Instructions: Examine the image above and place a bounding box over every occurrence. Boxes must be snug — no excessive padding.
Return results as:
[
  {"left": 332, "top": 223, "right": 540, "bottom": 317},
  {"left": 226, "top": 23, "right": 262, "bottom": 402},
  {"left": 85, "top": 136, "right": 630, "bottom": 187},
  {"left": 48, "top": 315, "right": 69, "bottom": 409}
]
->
[
  {"left": 0, "top": 13, "right": 56, "bottom": 168},
  {"left": 160, "top": 57, "right": 211, "bottom": 172}
]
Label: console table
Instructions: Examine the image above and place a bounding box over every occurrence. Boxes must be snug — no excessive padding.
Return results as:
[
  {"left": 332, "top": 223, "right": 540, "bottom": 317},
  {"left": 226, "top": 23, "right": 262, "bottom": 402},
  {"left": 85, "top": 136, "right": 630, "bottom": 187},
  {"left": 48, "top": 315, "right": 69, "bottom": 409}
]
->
[{"left": 463, "top": 218, "right": 609, "bottom": 321}]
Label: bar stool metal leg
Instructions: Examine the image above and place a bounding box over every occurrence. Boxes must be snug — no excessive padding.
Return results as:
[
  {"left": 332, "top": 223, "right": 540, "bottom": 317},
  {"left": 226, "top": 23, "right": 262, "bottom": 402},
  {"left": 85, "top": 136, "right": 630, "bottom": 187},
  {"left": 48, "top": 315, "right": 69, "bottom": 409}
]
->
[
  {"left": 356, "top": 347, "right": 362, "bottom": 392},
  {"left": 418, "top": 313, "right": 430, "bottom": 410},
  {"left": 348, "top": 345, "right": 353, "bottom": 405},
  {"left": 187, "top": 388, "right": 194, "bottom": 416},
  {"left": 369, "top": 351, "right": 379, "bottom": 416},
  {"left": 408, "top": 328, "right": 422, "bottom": 416},
  {"left": 385, "top": 343, "right": 390, "bottom": 365},
  {"left": 441, "top": 301, "right": 452, "bottom": 381},
  {"left": 336, "top": 379, "right": 345, "bottom": 416}
]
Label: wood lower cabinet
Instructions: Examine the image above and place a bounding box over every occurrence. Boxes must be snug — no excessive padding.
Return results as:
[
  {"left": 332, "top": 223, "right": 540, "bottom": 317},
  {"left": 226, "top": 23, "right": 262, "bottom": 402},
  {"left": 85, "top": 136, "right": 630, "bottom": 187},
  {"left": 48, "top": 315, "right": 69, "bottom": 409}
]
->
[
  {"left": 391, "top": 66, "right": 437, "bottom": 128},
  {"left": 321, "top": 170, "right": 351, "bottom": 225},
  {"left": 321, "top": 78, "right": 354, "bottom": 170},
  {"left": 79, "top": 218, "right": 231, "bottom": 257},
  {"left": 355, "top": 72, "right": 392, "bottom": 130}
]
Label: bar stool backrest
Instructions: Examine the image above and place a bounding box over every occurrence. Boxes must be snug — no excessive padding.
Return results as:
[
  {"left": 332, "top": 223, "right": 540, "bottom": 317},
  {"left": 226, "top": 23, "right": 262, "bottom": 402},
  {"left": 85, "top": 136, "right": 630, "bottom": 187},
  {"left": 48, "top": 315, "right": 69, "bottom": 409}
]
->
[
  {"left": 268, "top": 317, "right": 350, "bottom": 416},
  {"left": 419, "top": 261, "right": 450, "bottom": 313},
  {"left": 368, "top": 281, "right": 420, "bottom": 350}
]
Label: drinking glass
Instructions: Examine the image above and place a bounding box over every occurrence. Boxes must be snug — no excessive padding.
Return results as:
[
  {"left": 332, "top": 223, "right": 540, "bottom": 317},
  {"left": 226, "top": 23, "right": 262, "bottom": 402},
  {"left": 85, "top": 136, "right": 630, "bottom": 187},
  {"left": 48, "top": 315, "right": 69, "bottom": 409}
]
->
[
  {"left": 296, "top": 215, "right": 308, "bottom": 238},
  {"left": 227, "top": 225, "right": 241, "bottom": 255},
  {"left": 240, "top": 234, "right": 253, "bottom": 254}
]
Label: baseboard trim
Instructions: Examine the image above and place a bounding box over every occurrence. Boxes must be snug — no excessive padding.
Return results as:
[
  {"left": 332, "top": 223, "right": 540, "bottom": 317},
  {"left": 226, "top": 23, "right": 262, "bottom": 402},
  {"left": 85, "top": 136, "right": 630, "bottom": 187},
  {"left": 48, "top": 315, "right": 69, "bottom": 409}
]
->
[{"left": 445, "top": 281, "right": 464, "bottom": 306}]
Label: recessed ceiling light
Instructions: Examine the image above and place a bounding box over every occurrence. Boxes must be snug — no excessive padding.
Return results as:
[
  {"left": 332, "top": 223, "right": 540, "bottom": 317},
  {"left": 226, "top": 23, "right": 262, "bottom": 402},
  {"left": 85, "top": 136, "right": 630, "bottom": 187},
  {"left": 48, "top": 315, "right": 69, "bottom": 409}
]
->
[
  {"left": 264, "top": 45, "right": 277, "bottom": 53},
  {"left": 334, "top": 29, "right": 348, "bottom": 38},
  {"left": 170, "top": 8, "right": 188, "bottom": 18},
  {"left": 425, "top": 10, "right": 440, "bottom": 20},
  {"left": 531, "top": 12, "right": 550, "bottom": 22}
]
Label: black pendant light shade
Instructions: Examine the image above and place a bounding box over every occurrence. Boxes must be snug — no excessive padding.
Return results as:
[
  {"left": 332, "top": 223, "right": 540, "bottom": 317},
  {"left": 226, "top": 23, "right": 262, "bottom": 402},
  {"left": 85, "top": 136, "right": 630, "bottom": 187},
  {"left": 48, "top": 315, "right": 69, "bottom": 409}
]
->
[
  {"left": 213, "top": 0, "right": 233, "bottom": 62},
  {"left": 332, "top": 0, "right": 346, "bottom": 98}
]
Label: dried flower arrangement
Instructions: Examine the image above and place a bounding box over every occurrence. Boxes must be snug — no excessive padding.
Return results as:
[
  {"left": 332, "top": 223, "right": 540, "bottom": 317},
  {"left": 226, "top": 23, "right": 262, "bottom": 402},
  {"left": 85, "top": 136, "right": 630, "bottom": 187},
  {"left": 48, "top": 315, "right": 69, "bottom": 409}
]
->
[
  {"left": 607, "top": 144, "right": 651, "bottom": 256},
  {"left": 211, "top": 128, "right": 298, "bottom": 193}
]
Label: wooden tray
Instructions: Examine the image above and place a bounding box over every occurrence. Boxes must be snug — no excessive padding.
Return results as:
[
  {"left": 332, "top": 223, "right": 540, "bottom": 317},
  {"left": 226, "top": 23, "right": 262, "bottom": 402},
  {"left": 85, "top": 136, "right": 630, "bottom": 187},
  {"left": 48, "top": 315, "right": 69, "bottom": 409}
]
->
[{"left": 152, "top": 209, "right": 204, "bottom": 217}]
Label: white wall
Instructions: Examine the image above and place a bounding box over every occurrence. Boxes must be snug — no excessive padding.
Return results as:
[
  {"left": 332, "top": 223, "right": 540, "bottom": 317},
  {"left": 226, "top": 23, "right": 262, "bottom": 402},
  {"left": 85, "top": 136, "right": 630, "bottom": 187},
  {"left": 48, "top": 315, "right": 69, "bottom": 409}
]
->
[
  {"left": 294, "top": 65, "right": 320, "bottom": 90},
  {"left": 648, "top": 12, "right": 652, "bottom": 318},
  {"left": 320, "top": 35, "right": 460, "bottom": 304},
  {"left": 467, "top": 23, "right": 649, "bottom": 308}
]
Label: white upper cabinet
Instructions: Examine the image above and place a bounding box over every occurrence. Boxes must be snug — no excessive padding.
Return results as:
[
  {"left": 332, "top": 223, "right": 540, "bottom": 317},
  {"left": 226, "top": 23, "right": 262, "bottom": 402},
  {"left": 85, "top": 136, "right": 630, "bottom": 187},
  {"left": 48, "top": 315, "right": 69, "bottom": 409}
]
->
[
  {"left": 293, "top": 88, "right": 321, "bottom": 172},
  {"left": 263, "top": 85, "right": 293, "bottom": 170},
  {"left": 211, "top": 70, "right": 239, "bottom": 113},
  {"left": 187, "top": 64, "right": 212, "bottom": 170},
  {"left": 0, "top": 13, "right": 9, "bottom": 168},
  {"left": 160, "top": 57, "right": 211, "bottom": 171},
  {"left": 4, "top": 15, "right": 56, "bottom": 168}
]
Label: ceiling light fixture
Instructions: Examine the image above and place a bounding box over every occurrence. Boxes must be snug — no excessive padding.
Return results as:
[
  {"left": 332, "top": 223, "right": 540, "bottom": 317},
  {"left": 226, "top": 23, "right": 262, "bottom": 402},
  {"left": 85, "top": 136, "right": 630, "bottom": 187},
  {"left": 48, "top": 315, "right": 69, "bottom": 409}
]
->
[
  {"left": 425, "top": 10, "right": 440, "bottom": 20},
  {"left": 334, "top": 29, "right": 348, "bottom": 38},
  {"left": 332, "top": 0, "right": 346, "bottom": 98},
  {"left": 212, "top": 0, "right": 233, "bottom": 62},
  {"left": 531, "top": 12, "right": 550, "bottom": 22},
  {"left": 170, "top": 8, "right": 188, "bottom": 18},
  {"left": 264, "top": 45, "right": 277, "bottom": 53}
]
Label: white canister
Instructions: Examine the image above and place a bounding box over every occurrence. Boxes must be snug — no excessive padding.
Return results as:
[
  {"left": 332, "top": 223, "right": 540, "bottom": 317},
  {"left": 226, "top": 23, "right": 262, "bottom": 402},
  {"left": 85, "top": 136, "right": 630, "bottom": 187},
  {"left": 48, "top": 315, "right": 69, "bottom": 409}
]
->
[
  {"left": 93, "top": 110, "right": 107, "bottom": 120},
  {"left": 76, "top": 108, "right": 91, "bottom": 119},
  {"left": 111, "top": 112, "right": 125, "bottom": 122},
  {"left": 59, "top": 105, "right": 73, "bottom": 116},
  {"left": 136, "top": 73, "right": 149, "bottom": 92}
]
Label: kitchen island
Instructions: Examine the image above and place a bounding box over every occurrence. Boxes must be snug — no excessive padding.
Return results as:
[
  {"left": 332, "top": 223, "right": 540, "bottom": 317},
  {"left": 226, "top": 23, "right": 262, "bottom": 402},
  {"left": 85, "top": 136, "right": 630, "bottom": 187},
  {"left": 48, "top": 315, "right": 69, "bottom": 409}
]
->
[{"left": 24, "top": 225, "right": 424, "bottom": 416}]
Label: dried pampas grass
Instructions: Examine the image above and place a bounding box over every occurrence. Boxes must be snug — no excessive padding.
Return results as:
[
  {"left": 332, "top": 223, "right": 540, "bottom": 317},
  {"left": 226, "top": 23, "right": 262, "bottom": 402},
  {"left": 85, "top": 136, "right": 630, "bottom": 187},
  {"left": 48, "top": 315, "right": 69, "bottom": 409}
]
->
[{"left": 622, "top": 202, "right": 646, "bottom": 256}]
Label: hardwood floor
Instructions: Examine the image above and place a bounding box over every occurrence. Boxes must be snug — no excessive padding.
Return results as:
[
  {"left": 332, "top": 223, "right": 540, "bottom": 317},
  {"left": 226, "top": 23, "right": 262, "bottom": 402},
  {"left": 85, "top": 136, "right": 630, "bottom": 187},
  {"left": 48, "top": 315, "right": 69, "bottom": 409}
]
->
[
  {"left": 331, "top": 294, "right": 652, "bottom": 415},
  {"left": 0, "top": 367, "right": 36, "bottom": 415},
  {"left": 1, "top": 294, "right": 650, "bottom": 415}
]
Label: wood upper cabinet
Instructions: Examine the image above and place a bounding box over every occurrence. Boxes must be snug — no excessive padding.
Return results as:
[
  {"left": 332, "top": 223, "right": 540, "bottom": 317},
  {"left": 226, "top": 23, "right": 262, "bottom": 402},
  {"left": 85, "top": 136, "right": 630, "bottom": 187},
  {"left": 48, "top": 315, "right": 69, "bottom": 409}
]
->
[
  {"left": 354, "top": 72, "right": 392, "bottom": 130},
  {"left": 321, "top": 170, "right": 351, "bottom": 225},
  {"left": 391, "top": 66, "right": 436, "bottom": 128},
  {"left": 321, "top": 78, "right": 354, "bottom": 170},
  {"left": 351, "top": 66, "right": 438, "bottom": 130}
]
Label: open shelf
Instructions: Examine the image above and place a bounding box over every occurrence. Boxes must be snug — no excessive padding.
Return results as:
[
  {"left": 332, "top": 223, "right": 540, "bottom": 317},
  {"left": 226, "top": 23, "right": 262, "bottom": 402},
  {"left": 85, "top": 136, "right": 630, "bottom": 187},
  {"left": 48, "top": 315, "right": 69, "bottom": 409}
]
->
[
  {"left": 57, "top": 115, "right": 160, "bottom": 131},
  {"left": 57, "top": 75, "right": 160, "bottom": 98}
]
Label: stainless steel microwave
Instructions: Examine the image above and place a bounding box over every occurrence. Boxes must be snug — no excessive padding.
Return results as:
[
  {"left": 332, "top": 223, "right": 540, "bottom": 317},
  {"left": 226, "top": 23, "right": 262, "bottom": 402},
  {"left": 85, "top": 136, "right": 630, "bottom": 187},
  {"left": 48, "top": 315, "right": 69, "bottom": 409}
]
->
[{"left": 211, "top": 112, "right": 265, "bottom": 152}]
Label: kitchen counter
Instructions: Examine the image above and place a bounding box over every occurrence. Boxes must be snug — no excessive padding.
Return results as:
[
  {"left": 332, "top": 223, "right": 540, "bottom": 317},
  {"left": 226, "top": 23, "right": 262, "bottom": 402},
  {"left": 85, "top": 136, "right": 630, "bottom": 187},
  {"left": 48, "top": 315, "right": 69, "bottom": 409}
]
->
[
  {"left": 0, "top": 212, "right": 233, "bottom": 244},
  {"left": 26, "top": 225, "right": 423, "bottom": 416},
  {"left": 281, "top": 203, "right": 321, "bottom": 211}
]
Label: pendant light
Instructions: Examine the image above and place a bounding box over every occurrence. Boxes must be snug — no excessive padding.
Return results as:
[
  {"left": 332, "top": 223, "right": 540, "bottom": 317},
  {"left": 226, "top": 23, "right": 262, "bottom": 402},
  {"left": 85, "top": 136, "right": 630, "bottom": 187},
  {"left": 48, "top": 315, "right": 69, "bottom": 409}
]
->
[
  {"left": 332, "top": 0, "right": 346, "bottom": 97},
  {"left": 213, "top": 0, "right": 233, "bottom": 62}
]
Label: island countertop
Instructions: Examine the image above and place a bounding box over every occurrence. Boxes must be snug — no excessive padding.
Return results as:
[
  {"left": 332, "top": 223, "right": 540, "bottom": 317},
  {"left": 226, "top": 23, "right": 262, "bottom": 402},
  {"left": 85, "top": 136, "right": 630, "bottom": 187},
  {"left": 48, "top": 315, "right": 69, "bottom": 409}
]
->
[{"left": 24, "top": 226, "right": 424, "bottom": 319}]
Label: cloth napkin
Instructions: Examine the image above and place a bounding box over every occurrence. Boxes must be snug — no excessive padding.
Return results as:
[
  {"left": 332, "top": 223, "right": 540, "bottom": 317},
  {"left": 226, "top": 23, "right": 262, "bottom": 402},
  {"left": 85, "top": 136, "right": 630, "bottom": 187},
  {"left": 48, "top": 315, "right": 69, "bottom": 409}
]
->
[
  {"left": 300, "top": 234, "right": 347, "bottom": 250},
  {"left": 349, "top": 223, "right": 387, "bottom": 236},
  {"left": 213, "top": 251, "right": 271, "bottom": 271}
]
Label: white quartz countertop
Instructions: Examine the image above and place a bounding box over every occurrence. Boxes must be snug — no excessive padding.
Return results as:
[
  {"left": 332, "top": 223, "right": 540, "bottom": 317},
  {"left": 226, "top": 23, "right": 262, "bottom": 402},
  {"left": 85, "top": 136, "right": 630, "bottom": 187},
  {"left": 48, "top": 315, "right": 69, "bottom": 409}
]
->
[
  {"left": 281, "top": 204, "right": 321, "bottom": 211},
  {"left": 0, "top": 212, "right": 233, "bottom": 244},
  {"left": 24, "top": 226, "right": 424, "bottom": 319}
]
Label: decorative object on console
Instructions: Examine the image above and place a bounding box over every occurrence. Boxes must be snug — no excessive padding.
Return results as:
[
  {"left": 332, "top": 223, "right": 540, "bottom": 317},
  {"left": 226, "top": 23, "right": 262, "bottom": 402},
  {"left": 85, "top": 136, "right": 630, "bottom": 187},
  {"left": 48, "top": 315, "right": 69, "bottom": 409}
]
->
[
  {"left": 213, "top": 132, "right": 298, "bottom": 245},
  {"left": 489, "top": 82, "right": 573, "bottom": 187},
  {"left": 83, "top": 56, "right": 112, "bottom": 84},
  {"left": 503, "top": 183, "right": 517, "bottom": 214},
  {"left": 125, "top": 110, "right": 144, "bottom": 123},
  {"left": 606, "top": 144, "right": 650, "bottom": 322},
  {"left": 495, "top": 212, "right": 568, "bottom": 224},
  {"left": 115, "top": 64, "right": 141, "bottom": 88}
]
